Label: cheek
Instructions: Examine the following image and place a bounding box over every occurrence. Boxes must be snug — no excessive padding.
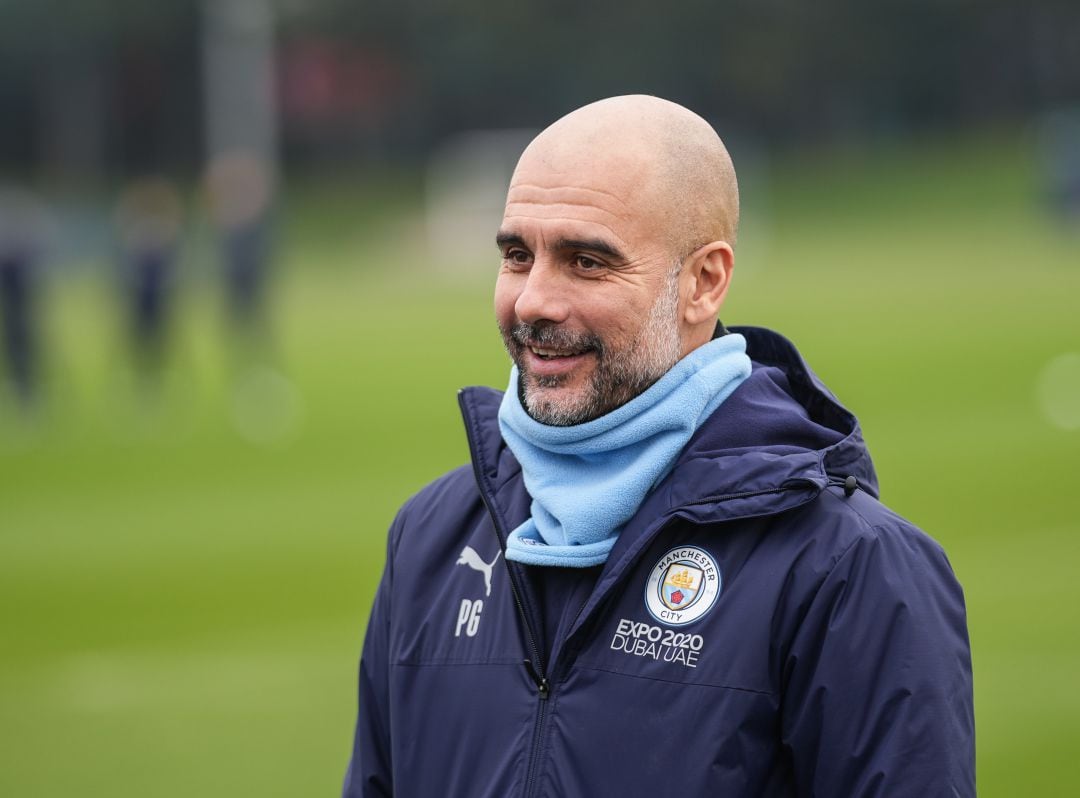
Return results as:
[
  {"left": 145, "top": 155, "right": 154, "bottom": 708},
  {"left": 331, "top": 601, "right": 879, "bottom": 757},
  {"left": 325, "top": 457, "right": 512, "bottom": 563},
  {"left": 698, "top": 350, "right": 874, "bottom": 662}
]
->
[
  {"left": 597, "top": 297, "right": 650, "bottom": 341},
  {"left": 494, "top": 276, "right": 520, "bottom": 328}
]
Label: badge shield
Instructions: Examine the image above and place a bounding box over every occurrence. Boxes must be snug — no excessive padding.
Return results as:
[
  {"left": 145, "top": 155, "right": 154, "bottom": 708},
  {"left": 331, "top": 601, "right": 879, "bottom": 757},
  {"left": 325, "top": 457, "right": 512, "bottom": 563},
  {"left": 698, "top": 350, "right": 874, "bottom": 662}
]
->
[{"left": 661, "top": 563, "right": 704, "bottom": 611}]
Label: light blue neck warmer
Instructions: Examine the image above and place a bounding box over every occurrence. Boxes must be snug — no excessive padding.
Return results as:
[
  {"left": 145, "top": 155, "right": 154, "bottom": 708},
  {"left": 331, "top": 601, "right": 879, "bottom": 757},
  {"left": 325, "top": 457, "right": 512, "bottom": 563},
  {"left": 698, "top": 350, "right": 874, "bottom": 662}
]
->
[{"left": 498, "top": 333, "right": 752, "bottom": 568}]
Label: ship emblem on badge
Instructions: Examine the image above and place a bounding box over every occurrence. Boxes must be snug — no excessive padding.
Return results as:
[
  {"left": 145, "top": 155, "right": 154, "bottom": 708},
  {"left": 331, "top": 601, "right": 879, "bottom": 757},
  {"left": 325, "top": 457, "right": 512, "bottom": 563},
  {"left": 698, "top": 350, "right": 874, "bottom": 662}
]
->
[
  {"left": 662, "top": 564, "right": 702, "bottom": 610},
  {"left": 645, "top": 546, "right": 721, "bottom": 626}
]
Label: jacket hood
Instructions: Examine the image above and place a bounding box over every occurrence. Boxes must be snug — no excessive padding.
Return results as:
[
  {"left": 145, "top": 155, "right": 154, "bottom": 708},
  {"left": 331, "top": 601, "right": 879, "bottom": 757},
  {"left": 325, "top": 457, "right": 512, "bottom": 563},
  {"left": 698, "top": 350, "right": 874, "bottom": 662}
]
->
[{"left": 459, "top": 325, "right": 878, "bottom": 549}]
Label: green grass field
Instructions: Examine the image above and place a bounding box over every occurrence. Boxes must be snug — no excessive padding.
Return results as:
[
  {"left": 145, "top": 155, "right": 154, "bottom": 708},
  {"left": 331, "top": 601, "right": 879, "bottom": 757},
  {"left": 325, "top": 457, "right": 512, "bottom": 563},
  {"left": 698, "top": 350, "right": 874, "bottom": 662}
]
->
[{"left": 2, "top": 128, "right": 1078, "bottom": 795}]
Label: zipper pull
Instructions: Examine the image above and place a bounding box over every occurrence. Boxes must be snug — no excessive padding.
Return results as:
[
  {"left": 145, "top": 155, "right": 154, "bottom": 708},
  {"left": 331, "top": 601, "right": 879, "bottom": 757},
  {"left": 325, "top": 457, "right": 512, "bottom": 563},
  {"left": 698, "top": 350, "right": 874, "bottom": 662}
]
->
[{"left": 523, "top": 658, "right": 550, "bottom": 699}]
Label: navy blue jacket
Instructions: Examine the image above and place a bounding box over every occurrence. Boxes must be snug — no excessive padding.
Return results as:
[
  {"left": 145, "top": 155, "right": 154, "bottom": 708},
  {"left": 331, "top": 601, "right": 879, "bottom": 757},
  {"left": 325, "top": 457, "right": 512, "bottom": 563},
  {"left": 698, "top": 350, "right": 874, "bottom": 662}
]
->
[{"left": 344, "top": 326, "right": 975, "bottom": 797}]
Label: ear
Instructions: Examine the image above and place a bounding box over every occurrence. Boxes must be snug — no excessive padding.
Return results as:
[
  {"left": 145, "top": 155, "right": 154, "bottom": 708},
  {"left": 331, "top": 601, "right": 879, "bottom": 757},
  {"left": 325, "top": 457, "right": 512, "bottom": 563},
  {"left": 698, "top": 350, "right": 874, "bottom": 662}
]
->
[{"left": 683, "top": 241, "right": 734, "bottom": 326}]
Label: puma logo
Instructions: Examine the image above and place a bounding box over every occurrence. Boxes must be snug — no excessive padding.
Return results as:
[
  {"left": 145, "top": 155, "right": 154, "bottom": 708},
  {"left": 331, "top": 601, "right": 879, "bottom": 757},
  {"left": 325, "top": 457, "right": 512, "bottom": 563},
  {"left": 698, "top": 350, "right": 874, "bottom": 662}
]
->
[{"left": 456, "top": 546, "right": 501, "bottom": 597}]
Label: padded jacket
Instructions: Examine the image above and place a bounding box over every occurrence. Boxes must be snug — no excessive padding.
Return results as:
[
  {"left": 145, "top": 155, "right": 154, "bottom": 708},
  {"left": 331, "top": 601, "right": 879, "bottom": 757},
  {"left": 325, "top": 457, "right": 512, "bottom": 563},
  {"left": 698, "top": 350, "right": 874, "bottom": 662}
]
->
[{"left": 343, "top": 326, "right": 975, "bottom": 797}]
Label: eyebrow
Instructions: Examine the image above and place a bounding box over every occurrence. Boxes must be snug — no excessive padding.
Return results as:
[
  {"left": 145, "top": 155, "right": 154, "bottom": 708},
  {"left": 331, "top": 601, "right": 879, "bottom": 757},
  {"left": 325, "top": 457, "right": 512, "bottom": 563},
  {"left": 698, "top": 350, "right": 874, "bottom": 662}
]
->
[
  {"left": 495, "top": 231, "right": 628, "bottom": 264},
  {"left": 495, "top": 231, "right": 526, "bottom": 250},
  {"left": 553, "top": 236, "right": 627, "bottom": 263}
]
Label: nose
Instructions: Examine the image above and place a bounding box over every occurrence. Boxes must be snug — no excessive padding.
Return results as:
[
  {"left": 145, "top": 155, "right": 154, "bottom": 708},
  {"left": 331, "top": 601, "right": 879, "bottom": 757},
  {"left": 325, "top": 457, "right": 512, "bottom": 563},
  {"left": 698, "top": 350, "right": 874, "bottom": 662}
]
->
[{"left": 513, "top": 259, "right": 571, "bottom": 326}]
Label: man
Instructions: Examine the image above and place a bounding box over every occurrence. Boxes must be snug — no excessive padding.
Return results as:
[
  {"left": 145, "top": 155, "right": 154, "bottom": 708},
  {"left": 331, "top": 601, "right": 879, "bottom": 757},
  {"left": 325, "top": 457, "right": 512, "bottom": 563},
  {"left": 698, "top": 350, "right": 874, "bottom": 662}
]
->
[
  {"left": 0, "top": 187, "right": 46, "bottom": 408},
  {"left": 114, "top": 177, "right": 183, "bottom": 385},
  {"left": 344, "top": 95, "right": 975, "bottom": 796}
]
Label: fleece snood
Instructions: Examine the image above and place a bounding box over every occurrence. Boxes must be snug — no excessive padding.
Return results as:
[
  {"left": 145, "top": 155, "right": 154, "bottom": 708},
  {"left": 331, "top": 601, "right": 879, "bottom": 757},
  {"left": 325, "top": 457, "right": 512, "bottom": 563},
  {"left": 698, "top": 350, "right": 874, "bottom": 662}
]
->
[{"left": 498, "top": 333, "right": 752, "bottom": 567}]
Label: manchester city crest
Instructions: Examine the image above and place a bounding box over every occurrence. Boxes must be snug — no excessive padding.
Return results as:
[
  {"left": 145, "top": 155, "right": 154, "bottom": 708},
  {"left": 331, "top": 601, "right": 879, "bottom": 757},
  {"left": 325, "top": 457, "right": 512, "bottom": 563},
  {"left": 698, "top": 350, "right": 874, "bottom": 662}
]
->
[
  {"left": 645, "top": 546, "right": 721, "bottom": 626},
  {"left": 662, "top": 563, "right": 704, "bottom": 610}
]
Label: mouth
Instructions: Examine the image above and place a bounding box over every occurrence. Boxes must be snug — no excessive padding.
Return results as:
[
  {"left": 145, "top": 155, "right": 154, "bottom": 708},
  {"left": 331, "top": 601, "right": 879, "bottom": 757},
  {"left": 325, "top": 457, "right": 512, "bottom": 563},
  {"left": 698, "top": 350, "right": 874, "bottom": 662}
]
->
[
  {"left": 520, "top": 341, "right": 596, "bottom": 373},
  {"left": 527, "top": 344, "right": 590, "bottom": 360},
  {"left": 505, "top": 323, "right": 601, "bottom": 380},
  {"left": 518, "top": 341, "right": 596, "bottom": 380}
]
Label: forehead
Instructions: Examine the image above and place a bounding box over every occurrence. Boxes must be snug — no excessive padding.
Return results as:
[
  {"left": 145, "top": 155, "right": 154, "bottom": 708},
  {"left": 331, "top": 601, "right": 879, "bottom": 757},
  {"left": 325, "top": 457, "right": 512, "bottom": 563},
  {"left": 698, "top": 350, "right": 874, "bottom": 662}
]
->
[{"left": 501, "top": 149, "right": 665, "bottom": 248}]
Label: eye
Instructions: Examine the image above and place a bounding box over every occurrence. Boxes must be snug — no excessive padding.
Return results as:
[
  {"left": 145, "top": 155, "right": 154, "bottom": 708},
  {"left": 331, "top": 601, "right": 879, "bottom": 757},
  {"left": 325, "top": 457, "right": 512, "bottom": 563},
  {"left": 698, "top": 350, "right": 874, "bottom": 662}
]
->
[
  {"left": 575, "top": 254, "right": 605, "bottom": 272},
  {"left": 503, "top": 248, "right": 532, "bottom": 268}
]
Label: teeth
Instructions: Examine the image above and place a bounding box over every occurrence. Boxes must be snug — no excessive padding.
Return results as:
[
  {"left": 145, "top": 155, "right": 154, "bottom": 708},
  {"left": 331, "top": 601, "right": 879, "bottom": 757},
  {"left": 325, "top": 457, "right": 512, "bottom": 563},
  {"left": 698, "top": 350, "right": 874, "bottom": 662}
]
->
[{"left": 530, "top": 346, "right": 576, "bottom": 358}]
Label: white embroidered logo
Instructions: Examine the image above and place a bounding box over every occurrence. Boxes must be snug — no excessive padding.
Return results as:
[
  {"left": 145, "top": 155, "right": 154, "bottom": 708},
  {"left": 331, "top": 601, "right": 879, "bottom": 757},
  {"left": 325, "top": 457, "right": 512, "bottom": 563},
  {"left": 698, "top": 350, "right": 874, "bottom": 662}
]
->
[
  {"left": 456, "top": 546, "right": 501, "bottom": 597},
  {"left": 453, "top": 546, "right": 501, "bottom": 638}
]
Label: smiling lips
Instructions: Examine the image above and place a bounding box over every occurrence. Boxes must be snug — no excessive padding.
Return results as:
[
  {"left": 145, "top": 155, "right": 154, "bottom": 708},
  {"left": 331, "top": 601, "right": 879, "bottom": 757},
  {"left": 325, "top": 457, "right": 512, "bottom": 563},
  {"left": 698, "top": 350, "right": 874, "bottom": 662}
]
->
[
  {"left": 523, "top": 344, "right": 593, "bottom": 377},
  {"left": 530, "top": 345, "right": 585, "bottom": 359},
  {"left": 508, "top": 322, "right": 600, "bottom": 378}
]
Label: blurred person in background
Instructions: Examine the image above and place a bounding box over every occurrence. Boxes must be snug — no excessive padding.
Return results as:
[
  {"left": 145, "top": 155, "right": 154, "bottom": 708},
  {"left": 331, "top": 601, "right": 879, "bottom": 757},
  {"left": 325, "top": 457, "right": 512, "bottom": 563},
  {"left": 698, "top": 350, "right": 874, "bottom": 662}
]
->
[
  {"left": 1037, "top": 107, "right": 1080, "bottom": 224},
  {"left": 344, "top": 96, "right": 975, "bottom": 797},
  {"left": 0, "top": 187, "right": 47, "bottom": 409},
  {"left": 205, "top": 152, "right": 303, "bottom": 446},
  {"left": 114, "top": 177, "right": 184, "bottom": 387},
  {"left": 204, "top": 151, "right": 275, "bottom": 344}
]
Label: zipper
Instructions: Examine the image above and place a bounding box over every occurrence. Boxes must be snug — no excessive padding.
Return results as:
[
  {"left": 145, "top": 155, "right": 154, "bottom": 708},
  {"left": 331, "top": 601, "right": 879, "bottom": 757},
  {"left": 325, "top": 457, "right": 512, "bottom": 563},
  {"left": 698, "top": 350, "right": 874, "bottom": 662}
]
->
[
  {"left": 459, "top": 391, "right": 552, "bottom": 798},
  {"left": 680, "top": 481, "right": 815, "bottom": 509},
  {"left": 522, "top": 658, "right": 551, "bottom": 798},
  {"left": 473, "top": 472, "right": 551, "bottom": 798},
  {"left": 464, "top": 434, "right": 547, "bottom": 687},
  {"left": 459, "top": 389, "right": 854, "bottom": 795}
]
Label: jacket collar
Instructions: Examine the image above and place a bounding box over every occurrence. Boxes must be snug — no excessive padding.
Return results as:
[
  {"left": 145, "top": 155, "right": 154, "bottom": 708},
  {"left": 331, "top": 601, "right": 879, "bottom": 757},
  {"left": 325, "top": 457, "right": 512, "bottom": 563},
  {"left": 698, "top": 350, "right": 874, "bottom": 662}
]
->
[{"left": 461, "top": 325, "right": 877, "bottom": 527}]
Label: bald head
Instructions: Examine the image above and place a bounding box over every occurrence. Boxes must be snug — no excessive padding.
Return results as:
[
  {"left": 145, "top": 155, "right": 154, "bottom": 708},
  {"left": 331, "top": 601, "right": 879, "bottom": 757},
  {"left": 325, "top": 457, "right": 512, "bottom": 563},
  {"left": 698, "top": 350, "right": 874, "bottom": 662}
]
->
[
  {"left": 497, "top": 96, "right": 742, "bottom": 423},
  {"left": 512, "top": 95, "right": 739, "bottom": 258}
]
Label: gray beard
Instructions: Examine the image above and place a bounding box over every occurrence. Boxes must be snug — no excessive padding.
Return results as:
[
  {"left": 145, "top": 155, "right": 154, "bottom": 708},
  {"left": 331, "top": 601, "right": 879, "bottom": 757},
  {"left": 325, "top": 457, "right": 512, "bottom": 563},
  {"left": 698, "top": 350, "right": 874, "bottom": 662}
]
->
[{"left": 502, "top": 264, "right": 684, "bottom": 426}]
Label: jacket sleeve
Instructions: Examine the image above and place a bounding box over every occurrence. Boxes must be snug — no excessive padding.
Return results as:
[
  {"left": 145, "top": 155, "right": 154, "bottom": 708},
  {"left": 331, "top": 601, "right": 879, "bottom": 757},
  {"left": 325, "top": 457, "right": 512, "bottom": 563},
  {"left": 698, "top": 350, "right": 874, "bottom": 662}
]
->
[
  {"left": 781, "top": 521, "right": 975, "bottom": 797},
  {"left": 342, "top": 513, "right": 401, "bottom": 798}
]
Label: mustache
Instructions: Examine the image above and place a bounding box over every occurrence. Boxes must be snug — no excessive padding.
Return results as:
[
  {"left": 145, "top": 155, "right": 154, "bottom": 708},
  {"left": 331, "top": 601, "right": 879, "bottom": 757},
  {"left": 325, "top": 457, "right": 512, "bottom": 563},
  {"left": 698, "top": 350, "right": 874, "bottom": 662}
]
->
[{"left": 508, "top": 322, "right": 603, "bottom": 353}]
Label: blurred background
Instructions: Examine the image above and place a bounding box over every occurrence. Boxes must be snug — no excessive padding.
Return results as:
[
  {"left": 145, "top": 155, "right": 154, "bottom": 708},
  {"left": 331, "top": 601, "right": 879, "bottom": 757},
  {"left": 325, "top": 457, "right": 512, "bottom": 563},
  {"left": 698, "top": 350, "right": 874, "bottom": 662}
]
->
[{"left": 1, "top": 0, "right": 1078, "bottom": 794}]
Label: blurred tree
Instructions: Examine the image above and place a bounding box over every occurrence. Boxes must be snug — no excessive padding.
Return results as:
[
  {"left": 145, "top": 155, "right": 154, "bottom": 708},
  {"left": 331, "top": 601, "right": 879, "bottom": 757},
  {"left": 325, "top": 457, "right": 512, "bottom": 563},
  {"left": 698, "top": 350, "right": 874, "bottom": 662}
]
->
[{"left": 0, "top": 0, "right": 1078, "bottom": 174}]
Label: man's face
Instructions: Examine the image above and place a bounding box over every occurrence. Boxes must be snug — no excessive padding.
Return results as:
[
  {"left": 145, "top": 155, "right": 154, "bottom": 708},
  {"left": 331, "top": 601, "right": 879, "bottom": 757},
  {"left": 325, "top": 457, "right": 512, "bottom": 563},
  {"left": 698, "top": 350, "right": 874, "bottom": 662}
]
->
[{"left": 494, "top": 150, "right": 687, "bottom": 426}]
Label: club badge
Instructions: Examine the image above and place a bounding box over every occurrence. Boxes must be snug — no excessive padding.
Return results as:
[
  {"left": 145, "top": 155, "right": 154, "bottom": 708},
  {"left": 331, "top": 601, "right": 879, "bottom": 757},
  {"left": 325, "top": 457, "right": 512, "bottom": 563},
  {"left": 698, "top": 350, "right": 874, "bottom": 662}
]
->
[{"left": 645, "top": 546, "right": 721, "bottom": 626}]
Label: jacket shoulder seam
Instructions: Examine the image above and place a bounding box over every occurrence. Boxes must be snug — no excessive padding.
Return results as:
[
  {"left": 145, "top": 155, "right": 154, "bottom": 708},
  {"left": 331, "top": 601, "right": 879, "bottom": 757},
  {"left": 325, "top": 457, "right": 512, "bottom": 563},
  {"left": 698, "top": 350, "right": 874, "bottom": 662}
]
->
[{"left": 819, "top": 487, "right": 936, "bottom": 552}]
